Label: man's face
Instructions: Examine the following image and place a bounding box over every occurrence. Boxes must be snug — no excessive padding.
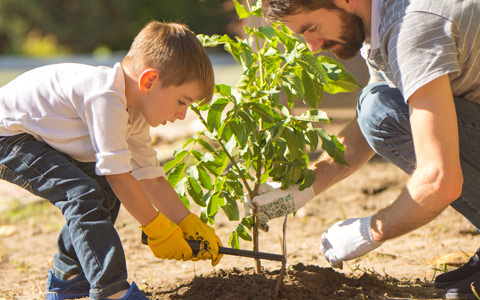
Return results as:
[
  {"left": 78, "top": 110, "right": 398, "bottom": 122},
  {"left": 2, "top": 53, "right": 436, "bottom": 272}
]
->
[{"left": 282, "top": 6, "right": 365, "bottom": 60}]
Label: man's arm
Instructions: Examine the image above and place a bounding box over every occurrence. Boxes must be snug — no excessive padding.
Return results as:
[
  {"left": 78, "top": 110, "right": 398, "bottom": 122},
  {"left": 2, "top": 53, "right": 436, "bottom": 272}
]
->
[
  {"left": 311, "top": 118, "right": 375, "bottom": 194},
  {"left": 370, "top": 74, "right": 463, "bottom": 242}
]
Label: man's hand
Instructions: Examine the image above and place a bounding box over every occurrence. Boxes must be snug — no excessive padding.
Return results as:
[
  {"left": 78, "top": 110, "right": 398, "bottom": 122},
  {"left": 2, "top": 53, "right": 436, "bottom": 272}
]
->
[
  {"left": 320, "top": 216, "right": 382, "bottom": 269},
  {"left": 142, "top": 213, "right": 193, "bottom": 260},
  {"left": 250, "top": 183, "right": 314, "bottom": 228},
  {"left": 178, "top": 213, "right": 223, "bottom": 266}
]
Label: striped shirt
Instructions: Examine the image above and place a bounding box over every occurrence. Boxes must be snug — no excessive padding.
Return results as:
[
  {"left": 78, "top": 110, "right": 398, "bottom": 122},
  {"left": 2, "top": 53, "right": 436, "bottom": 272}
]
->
[{"left": 364, "top": 0, "right": 480, "bottom": 104}]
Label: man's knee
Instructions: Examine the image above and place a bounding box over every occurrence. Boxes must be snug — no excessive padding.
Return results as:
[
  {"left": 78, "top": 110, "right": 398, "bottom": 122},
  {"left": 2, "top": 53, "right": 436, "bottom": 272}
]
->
[{"left": 356, "top": 83, "right": 407, "bottom": 143}]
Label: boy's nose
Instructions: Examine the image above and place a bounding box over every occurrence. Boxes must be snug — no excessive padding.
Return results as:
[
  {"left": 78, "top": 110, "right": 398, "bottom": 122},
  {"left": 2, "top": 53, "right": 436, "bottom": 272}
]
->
[{"left": 176, "top": 109, "right": 187, "bottom": 121}]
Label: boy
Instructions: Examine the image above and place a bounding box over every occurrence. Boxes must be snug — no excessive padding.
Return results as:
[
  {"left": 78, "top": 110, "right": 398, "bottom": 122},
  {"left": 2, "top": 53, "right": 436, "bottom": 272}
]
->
[{"left": 0, "top": 21, "right": 222, "bottom": 300}]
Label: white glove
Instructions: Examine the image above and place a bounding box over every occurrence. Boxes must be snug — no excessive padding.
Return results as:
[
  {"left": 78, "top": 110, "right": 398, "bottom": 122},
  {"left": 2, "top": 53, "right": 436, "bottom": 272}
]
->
[
  {"left": 320, "top": 216, "right": 382, "bottom": 269},
  {"left": 250, "top": 183, "right": 315, "bottom": 227}
]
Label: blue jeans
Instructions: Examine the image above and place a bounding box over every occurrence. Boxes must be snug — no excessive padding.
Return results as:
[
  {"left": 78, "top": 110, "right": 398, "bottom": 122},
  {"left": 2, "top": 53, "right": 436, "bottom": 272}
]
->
[
  {"left": 357, "top": 82, "right": 480, "bottom": 230},
  {"left": 0, "top": 134, "right": 130, "bottom": 299}
]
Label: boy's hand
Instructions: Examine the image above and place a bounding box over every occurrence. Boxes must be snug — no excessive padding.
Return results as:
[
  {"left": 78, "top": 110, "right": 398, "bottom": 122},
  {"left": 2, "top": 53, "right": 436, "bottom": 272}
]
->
[
  {"left": 179, "top": 213, "right": 223, "bottom": 266},
  {"left": 142, "top": 213, "right": 193, "bottom": 260}
]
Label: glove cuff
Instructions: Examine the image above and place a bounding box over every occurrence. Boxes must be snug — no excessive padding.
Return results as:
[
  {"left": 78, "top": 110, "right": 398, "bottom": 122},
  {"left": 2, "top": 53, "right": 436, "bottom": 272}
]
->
[
  {"left": 178, "top": 213, "right": 201, "bottom": 232},
  {"left": 360, "top": 216, "right": 382, "bottom": 246},
  {"left": 142, "top": 213, "right": 177, "bottom": 240},
  {"left": 293, "top": 185, "right": 315, "bottom": 210}
]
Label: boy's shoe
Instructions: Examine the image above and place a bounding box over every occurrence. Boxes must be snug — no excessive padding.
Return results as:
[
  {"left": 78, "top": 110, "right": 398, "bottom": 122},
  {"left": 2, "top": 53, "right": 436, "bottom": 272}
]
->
[
  {"left": 445, "top": 270, "right": 480, "bottom": 300},
  {"left": 46, "top": 269, "right": 90, "bottom": 300},
  {"left": 435, "top": 248, "right": 480, "bottom": 289},
  {"left": 104, "top": 282, "right": 149, "bottom": 300}
]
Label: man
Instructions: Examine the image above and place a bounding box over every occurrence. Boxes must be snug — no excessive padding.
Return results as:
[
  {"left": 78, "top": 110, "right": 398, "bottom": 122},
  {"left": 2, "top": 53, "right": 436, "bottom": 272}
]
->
[{"left": 253, "top": 0, "right": 480, "bottom": 299}]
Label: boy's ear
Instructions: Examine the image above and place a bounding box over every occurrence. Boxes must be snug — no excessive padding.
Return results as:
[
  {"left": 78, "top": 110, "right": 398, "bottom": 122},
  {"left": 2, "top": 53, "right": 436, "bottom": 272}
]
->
[{"left": 138, "top": 68, "right": 160, "bottom": 92}]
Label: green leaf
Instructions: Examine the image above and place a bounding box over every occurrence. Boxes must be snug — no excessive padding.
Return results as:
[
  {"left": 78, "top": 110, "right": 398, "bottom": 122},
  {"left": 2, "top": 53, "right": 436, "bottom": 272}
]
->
[
  {"left": 226, "top": 119, "right": 248, "bottom": 147},
  {"left": 320, "top": 56, "right": 360, "bottom": 93},
  {"left": 221, "top": 192, "right": 240, "bottom": 221},
  {"left": 257, "top": 26, "right": 276, "bottom": 41},
  {"left": 295, "top": 109, "right": 329, "bottom": 122},
  {"left": 186, "top": 177, "right": 205, "bottom": 207},
  {"left": 295, "top": 53, "right": 328, "bottom": 84},
  {"left": 232, "top": 0, "right": 250, "bottom": 19},
  {"left": 164, "top": 150, "right": 189, "bottom": 173},
  {"left": 302, "top": 69, "right": 324, "bottom": 108},
  {"left": 167, "top": 162, "right": 186, "bottom": 187},
  {"left": 284, "top": 127, "right": 304, "bottom": 159},
  {"left": 305, "top": 129, "right": 319, "bottom": 151},
  {"left": 207, "top": 192, "right": 224, "bottom": 217},
  {"left": 197, "top": 165, "right": 214, "bottom": 190},
  {"left": 299, "top": 169, "right": 316, "bottom": 190},
  {"left": 316, "top": 128, "right": 347, "bottom": 165},
  {"left": 215, "top": 84, "right": 232, "bottom": 96},
  {"left": 244, "top": 102, "right": 274, "bottom": 123},
  {"left": 207, "top": 98, "right": 229, "bottom": 132},
  {"left": 197, "top": 138, "right": 216, "bottom": 153},
  {"left": 235, "top": 224, "right": 252, "bottom": 241},
  {"left": 228, "top": 231, "right": 240, "bottom": 249}
]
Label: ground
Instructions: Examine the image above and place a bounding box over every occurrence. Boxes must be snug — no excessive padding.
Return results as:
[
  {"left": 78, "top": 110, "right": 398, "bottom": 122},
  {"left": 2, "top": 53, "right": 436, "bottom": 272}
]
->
[
  {"left": 0, "top": 106, "right": 478, "bottom": 300},
  {"left": 0, "top": 61, "right": 479, "bottom": 300}
]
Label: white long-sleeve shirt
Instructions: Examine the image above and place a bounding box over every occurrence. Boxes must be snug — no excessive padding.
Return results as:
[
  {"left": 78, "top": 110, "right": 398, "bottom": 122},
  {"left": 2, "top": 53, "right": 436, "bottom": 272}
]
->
[{"left": 0, "top": 62, "right": 164, "bottom": 180}]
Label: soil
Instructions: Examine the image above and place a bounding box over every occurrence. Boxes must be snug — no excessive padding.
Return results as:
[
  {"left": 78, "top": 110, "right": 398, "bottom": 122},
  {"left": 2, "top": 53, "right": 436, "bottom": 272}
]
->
[{"left": 0, "top": 107, "right": 478, "bottom": 300}]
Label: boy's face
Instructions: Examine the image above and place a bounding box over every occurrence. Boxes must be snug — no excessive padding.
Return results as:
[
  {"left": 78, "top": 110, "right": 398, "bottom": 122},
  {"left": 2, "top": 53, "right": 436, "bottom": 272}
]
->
[{"left": 140, "top": 76, "right": 203, "bottom": 127}]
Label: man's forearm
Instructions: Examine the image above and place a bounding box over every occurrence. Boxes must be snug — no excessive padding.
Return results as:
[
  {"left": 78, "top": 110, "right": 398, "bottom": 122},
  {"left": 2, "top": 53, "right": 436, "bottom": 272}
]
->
[
  {"left": 370, "top": 165, "right": 460, "bottom": 242},
  {"left": 311, "top": 118, "right": 375, "bottom": 194}
]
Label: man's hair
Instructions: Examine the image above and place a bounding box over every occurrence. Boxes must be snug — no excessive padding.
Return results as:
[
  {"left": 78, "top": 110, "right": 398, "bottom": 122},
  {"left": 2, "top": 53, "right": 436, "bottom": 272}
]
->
[
  {"left": 262, "top": 0, "right": 338, "bottom": 21},
  {"left": 122, "top": 21, "right": 214, "bottom": 102}
]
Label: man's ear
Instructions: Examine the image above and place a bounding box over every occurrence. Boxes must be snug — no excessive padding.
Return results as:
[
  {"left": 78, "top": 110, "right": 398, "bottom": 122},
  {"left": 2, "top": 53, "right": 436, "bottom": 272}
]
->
[
  {"left": 138, "top": 69, "right": 160, "bottom": 92},
  {"left": 334, "top": 0, "right": 356, "bottom": 11}
]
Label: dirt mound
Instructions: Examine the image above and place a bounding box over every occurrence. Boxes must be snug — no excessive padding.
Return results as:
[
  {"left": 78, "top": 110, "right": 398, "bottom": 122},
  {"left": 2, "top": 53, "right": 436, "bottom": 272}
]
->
[{"left": 146, "top": 263, "right": 438, "bottom": 300}]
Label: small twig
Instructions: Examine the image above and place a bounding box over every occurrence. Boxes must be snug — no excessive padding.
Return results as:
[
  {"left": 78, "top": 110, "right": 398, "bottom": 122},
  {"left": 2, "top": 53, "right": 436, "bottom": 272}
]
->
[{"left": 274, "top": 215, "right": 288, "bottom": 298}]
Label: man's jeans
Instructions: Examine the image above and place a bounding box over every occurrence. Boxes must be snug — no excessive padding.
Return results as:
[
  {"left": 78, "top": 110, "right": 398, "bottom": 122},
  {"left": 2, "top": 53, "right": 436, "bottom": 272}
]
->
[
  {"left": 357, "top": 82, "right": 480, "bottom": 229},
  {"left": 0, "top": 134, "right": 130, "bottom": 299}
]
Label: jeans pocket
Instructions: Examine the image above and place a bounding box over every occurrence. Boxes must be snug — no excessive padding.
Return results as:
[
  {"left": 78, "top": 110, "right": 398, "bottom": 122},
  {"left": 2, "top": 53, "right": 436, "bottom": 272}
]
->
[{"left": 0, "top": 164, "right": 34, "bottom": 193}]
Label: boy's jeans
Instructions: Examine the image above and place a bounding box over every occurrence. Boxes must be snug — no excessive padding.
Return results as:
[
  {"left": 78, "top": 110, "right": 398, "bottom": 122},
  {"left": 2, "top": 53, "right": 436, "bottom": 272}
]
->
[
  {"left": 357, "top": 82, "right": 480, "bottom": 230},
  {"left": 0, "top": 134, "right": 130, "bottom": 299}
]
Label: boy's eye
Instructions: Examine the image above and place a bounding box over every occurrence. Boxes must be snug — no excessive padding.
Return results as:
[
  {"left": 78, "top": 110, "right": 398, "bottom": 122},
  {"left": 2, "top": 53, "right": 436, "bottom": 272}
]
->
[
  {"left": 178, "top": 100, "right": 186, "bottom": 106},
  {"left": 307, "top": 25, "right": 317, "bottom": 33}
]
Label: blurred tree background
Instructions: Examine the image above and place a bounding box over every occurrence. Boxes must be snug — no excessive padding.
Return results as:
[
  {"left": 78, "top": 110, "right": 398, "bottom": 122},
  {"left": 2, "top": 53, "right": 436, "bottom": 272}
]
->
[{"left": 0, "top": 0, "right": 239, "bottom": 56}]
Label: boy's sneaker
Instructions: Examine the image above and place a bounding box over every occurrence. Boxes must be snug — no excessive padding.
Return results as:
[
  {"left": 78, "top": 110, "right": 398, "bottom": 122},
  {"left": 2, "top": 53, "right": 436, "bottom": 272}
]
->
[
  {"left": 435, "top": 248, "right": 480, "bottom": 289},
  {"left": 445, "top": 270, "right": 480, "bottom": 300},
  {"left": 46, "top": 269, "right": 90, "bottom": 300},
  {"left": 104, "top": 282, "right": 149, "bottom": 300}
]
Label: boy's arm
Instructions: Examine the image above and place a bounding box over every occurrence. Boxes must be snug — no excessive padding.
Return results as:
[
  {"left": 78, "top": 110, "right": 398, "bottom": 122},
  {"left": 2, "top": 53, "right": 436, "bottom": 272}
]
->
[
  {"left": 106, "top": 172, "right": 159, "bottom": 225},
  {"left": 138, "top": 177, "right": 224, "bottom": 266},
  {"left": 137, "top": 177, "right": 190, "bottom": 223},
  {"left": 106, "top": 172, "right": 193, "bottom": 260}
]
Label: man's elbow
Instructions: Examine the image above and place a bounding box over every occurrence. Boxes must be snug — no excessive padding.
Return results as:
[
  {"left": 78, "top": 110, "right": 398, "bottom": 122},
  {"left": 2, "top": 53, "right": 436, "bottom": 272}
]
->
[{"left": 430, "top": 168, "right": 463, "bottom": 207}]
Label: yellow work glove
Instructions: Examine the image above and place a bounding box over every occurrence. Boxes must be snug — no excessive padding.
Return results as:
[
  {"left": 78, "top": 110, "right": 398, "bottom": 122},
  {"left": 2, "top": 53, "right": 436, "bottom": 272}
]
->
[
  {"left": 178, "top": 213, "right": 223, "bottom": 266},
  {"left": 141, "top": 213, "right": 193, "bottom": 261}
]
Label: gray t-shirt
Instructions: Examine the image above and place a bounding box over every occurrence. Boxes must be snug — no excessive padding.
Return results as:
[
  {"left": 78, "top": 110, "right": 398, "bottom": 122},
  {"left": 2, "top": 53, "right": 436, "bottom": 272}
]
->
[{"left": 364, "top": 0, "right": 480, "bottom": 104}]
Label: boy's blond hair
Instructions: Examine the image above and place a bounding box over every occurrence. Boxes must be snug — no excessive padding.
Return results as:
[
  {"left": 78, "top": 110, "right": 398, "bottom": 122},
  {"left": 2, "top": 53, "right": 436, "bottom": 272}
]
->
[{"left": 122, "top": 21, "right": 214, "bottom": 103}]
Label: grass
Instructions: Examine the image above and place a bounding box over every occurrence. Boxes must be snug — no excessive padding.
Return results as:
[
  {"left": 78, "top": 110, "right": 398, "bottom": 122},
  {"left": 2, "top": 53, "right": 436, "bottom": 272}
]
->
[{"left": 0, "top": 198, "right": 63, "bottom": 232}]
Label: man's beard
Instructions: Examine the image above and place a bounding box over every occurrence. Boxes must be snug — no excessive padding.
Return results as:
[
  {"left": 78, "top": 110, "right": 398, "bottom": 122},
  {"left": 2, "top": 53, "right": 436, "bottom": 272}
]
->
[{"left": 325, "top": 9, "right": 366, "bottom": 60}]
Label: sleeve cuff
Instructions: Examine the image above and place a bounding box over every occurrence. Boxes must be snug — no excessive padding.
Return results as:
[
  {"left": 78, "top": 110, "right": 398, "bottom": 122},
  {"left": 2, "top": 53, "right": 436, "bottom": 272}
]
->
[{"left": 95, "top": 150, "right": 132, "bottom": 175}]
